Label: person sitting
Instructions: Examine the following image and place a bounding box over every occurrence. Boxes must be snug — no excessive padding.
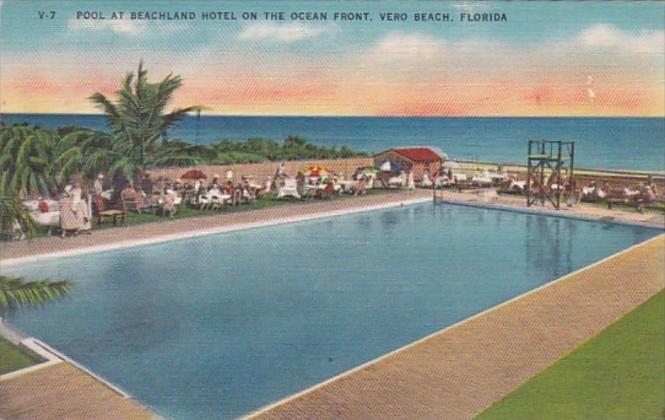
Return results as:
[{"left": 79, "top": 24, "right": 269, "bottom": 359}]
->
[
  {"left": 633, "top": 185, "right": 651, "bottom": 213},
  {"left": 38, "top": 196, "right": 50, "bottom": 213},
  {"left": 351, "top": 179, "right": 366, "bottom": 195},
  {"left": 121, "top": 183, "right": 136, "bottom": 199},
  {"left": 255, "top": 178, "right": 272, "bottom": 199},
  {"left": 160, "top": 187, "right": 177, "bottom": 216},
  {"left": 240, "top": 178, "right": 254, "bottom": 202},
  {"left": 208, "top": 183, "right": 221, "bottom": 195},
  {"left": 316, "top": 180, "right": 336, "bottom": 199},
  {"left": 224, "top": 180, "right": 234, "bottom": 196},
  {"left": 420, "top": 172, "right": 433, "bottom": 188},
  {"left": 140, "top": 173, "right": 153, "bottom": 195}
]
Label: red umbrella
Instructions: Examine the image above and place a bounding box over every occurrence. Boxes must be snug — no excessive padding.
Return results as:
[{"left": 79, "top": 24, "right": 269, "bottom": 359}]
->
[{"left": 180, "top": 169, "right": 207, "bottom": 180}]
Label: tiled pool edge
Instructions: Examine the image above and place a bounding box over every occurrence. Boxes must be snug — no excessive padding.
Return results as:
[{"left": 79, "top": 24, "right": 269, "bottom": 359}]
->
[
  {"left": 247, "top": 233, "right": 665, "bottom": 419},
  {"left": 0, "top": 319, "right": 127, "bottom": 396},
  {"left": 0, "top": 319, "right": 61, "bottom": 381},
  {"left": 0, "top": 318, "right": 159, "bottom": 418}
]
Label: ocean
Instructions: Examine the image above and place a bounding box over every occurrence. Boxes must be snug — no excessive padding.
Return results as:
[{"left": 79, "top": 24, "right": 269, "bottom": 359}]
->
[{"left": 1, "top": 114, "right": 663, "bottom": 173}]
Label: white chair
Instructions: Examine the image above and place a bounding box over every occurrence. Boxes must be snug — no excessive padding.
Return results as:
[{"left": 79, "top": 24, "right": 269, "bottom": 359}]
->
[
  {"left": 278, "top": 178, "right": 301, "bottom": 199},
  {"left": 420, "top": 172, "right": 433, "bottom": 188},
  {"left": 454, "top": 173, "right": 467, "bottom": 183},
  {"left": 472, "top": 171, "right": 493, "bottom": 187}
]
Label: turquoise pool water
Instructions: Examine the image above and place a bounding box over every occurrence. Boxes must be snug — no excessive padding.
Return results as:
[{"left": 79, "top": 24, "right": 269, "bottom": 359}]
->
[{"left": 2, "top": 204, "right": 659, "bottom": 419}]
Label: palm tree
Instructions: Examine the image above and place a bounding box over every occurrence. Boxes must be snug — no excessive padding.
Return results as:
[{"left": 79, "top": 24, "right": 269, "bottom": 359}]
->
[
  {"left": 0, "top": 125, "right": 59, "bottom": 197},
  {"left": 0, "top": 194, "right": 36, "bottom": 240},
  {"left": 88, "top": 61, "right": 201, "bottom": 173},
  {"left": 53, "top": 129, "right": 138, "bottom": 185},
  {"left": 0, "top": 275, "right": 73, "bottom": 313}
]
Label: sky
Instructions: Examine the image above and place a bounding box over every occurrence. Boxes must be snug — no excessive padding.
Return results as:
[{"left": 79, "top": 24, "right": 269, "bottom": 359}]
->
[{"left": 0, "top": 0, "right": 663, "bottom": 116}]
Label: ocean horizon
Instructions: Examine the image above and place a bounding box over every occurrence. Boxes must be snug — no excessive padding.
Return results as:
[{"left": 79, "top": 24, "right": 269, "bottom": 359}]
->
[{"left": 2, "top": 113, "right": 663, "bottom": 173}]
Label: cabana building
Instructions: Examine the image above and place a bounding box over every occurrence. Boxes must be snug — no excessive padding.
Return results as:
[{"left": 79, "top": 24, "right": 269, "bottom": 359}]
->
[{"left": 374, "top": 147, "right": 446, "bottom": 181}]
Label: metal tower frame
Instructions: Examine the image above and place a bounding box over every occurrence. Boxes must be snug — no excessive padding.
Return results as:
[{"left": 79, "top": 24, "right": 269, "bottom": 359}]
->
[{"left": 526, "top": 140, "right": 575, "bottom": 210}]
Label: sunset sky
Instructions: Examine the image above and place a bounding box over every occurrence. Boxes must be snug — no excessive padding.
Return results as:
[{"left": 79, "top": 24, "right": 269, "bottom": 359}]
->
[{"left": 1, "top": 1, "right": 663, "bottom": 116}]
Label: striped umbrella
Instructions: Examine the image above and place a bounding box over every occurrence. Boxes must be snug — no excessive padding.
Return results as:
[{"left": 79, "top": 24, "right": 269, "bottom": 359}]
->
[{"left": 303, "top": 166, "right": 332, "bottom": 177}]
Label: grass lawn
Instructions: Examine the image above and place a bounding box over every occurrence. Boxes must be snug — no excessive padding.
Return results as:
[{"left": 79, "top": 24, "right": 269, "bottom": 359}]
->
[
  {"left": 478, "top": 290, "right": 665, "bottom": 420},
  {"left": 0, "top": 336, "right": 40, "bottom": 375}
]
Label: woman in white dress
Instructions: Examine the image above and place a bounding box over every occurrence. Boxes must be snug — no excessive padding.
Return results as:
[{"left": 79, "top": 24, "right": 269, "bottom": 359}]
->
[{"left": 70, "top": 182, "right": 92, "bottom": 232}]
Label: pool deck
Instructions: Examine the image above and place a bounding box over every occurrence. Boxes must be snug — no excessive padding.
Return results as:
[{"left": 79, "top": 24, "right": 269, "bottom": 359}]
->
[
  {"left": 0, "top": 189, "right": 661, "bottom": 266},
  {"left": 250, "top": 234, "right": 665, "bottom": 419},
  {"left": 436, "top": 189, "right": 664, "bottom": 229},
  {"left": 0, "top": 190, "right": 431, "bottom": 265},
  {"left": 0, "top": 361, "right": 154, "bottom": 419}
]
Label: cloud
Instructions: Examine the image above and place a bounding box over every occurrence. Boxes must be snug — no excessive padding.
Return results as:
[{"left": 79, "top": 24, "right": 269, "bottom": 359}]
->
[
  {"left": 238, "top": 22, "right": 337, "bottom": 42},
  {"left": 67, "top": 17, "right": 147, "bottom": 35},
  {"left": 577, "top": 24, "right": 664, "bottom": 55},
  {"left": 370, "top": 32, "right": 446, "bottom": 63}
]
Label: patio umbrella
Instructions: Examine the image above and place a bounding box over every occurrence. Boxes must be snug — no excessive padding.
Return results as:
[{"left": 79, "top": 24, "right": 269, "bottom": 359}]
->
[
  {"left": 303, "top": 166, "right": 332, "bottom": 177},
  {"left": 442, "top": 160, "right": 460, "bottom": 169},
  {"left": 180, "top": 169, "right": 207, "bottom": 180},
  {"left": 379, "top": 161, "right": 401, "bottom": 172}
]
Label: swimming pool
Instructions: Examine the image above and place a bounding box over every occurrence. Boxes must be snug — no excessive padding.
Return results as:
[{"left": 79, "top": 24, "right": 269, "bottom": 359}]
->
[{"left": 2, "top": 203, "right": 659, "bottom": 419}]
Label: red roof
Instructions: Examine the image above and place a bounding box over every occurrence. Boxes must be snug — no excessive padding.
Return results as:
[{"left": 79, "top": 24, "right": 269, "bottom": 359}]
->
[{"left": 393, "top": 147, "right": 442, "bottom": 162}]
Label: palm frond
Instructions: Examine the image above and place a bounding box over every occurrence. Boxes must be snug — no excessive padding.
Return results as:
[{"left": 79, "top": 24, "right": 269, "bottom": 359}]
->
[{"left": 0, "top": 275, "right": 73, "bottom": 312}]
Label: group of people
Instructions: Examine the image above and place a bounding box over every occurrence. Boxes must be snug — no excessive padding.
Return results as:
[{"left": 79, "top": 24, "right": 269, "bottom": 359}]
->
[
  {"left": 43, "top": 163, "right": 663, "bottom": 239},
  {"left": 581, "top": 181, "right": 659, "bottom": 210},
  {"left": 182, "top": 175, "right": 264, "bottom": 209}
]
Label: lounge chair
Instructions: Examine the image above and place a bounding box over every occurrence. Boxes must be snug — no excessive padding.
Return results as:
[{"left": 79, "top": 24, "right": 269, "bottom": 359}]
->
[
  {"left": 94, "top": 196, "right": 126, "bottom": 226},
  {"left": 277, "top": 178, "right": 301, "bottom": 199},
  {"left": 434, "top": 176, "right": 451, "bottom": 189},
  {"left": 388, "top": 175, "right": 405, "bottom": 188},
  {"left": 471, "top": 171, "right": 494, "bottom": 187},
  {"left": 121, "top": 190, "right": 141, "bottom": 214},
  {"left": 580, "top": 185, "right": 607, "bottom": 202}
]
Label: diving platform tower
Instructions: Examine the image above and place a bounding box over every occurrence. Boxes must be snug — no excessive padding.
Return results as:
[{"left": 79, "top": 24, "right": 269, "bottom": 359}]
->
[{"left": 526, "top": 140, "right": 575, "bottom": 210}]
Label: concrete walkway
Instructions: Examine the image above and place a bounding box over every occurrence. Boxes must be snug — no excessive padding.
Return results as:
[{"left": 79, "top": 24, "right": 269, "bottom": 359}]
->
[
  {"left": 435, "top": 190, "right": 664, "bottom": 228},
  {"left": 0, "top": 362, "right": 154, "bottom": 419},
  {"left": 250, "top": 235, "right": 664, "bottom": 419},
  {"left": 0, "top": 190, "right": 430, "bottom": 265}
]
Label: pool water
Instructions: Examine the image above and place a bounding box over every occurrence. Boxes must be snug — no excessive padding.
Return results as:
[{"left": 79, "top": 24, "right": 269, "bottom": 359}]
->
[{"left": 2, "top": 204, "right": 659, "bottom": 419}]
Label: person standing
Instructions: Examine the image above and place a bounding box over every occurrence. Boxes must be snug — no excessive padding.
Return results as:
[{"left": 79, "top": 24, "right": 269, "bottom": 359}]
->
[
  {"left": 59, "top": 185, "right": 80, "bottom": 238},
  {"left": 93, "top": 174, "right": 104, "bottom": 196}
]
